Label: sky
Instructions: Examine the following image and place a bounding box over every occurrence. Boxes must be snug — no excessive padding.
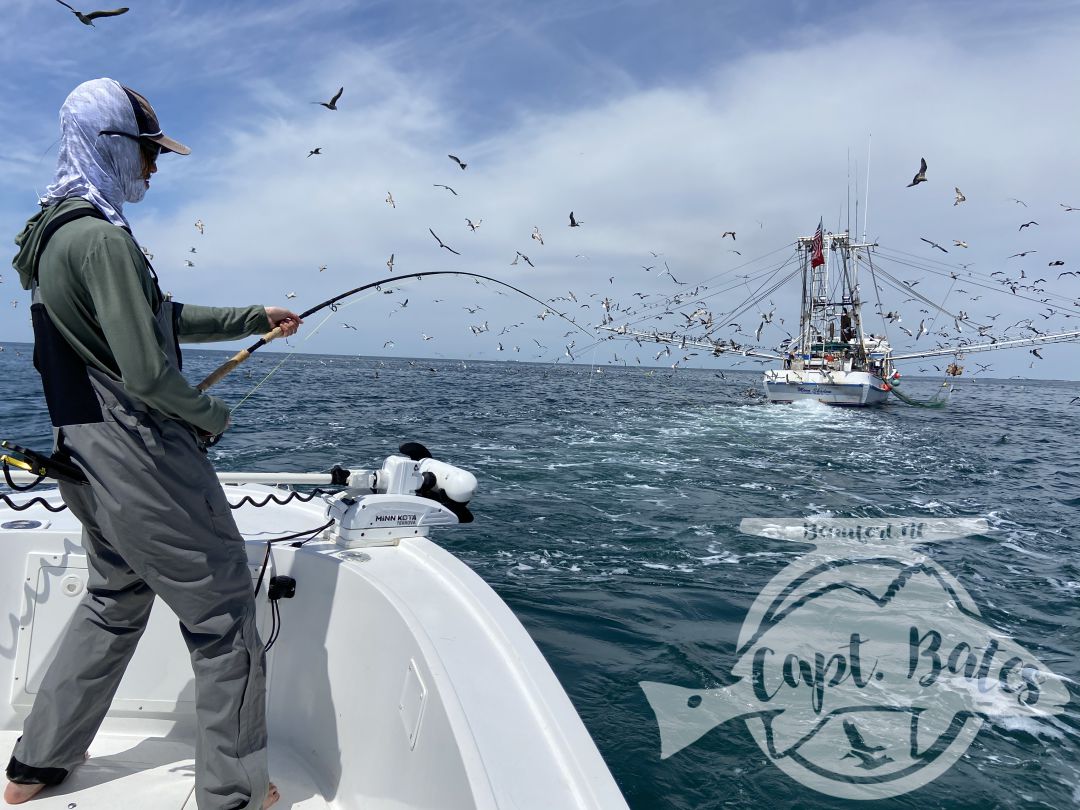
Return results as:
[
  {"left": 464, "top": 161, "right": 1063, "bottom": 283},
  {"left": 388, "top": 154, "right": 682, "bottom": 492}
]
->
[{"left": 1, "top": 0, "right": 1079, "bottom": 379}]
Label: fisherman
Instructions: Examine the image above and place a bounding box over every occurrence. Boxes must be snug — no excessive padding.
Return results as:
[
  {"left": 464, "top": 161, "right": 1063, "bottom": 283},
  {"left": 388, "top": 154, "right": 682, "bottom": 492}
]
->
[
  {"left": 840, "top": 308, "right": 854, "bottom": 343},
  {"left": 4, "top": 79, "right": 299, "bottom": 809}
]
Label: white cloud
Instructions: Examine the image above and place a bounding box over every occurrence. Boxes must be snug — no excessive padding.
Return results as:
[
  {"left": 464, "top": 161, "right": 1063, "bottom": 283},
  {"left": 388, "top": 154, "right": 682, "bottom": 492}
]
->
[{"left": 3, "top": 2, "right": 1079, "bottom": 380}]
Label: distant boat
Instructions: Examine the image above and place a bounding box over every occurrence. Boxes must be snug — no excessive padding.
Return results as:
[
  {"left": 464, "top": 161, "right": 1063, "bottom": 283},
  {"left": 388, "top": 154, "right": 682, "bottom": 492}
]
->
[
  {"left": 763, "top": 230, "right": 894, "bottom": 406},
  {"left": 606, "top": 225, "right": 1080, "bottom": 407}
]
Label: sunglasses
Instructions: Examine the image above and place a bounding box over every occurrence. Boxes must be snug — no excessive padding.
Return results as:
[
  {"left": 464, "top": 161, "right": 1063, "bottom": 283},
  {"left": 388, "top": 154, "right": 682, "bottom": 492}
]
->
[
  {"left": 98, "top": 86, "right": 165, "bottom": 163},
  {"left": 98, "top": 129, "right": 161, "bottom": 162}
]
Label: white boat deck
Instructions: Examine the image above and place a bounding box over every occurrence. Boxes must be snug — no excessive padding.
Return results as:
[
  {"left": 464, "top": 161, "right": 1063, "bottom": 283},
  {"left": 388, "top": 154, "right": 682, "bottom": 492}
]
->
[
  {"left": 0, "top": 731, "right": 329, "bottom": 808},
  {"left": 0, "top": 477, "right": 630, "bottom": 810}
]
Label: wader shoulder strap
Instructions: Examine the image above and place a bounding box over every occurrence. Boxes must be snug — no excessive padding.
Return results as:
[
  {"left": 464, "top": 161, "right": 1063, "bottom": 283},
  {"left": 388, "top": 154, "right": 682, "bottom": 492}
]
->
[{"left": 30, "top": 206, "right": 108, "bottom": 287}]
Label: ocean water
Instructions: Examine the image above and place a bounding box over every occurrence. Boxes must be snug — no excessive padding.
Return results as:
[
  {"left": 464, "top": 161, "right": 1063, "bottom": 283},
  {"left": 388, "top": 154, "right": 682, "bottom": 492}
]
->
[{"left": 2, "top": 344, "right": 1078, "bottom": 809}]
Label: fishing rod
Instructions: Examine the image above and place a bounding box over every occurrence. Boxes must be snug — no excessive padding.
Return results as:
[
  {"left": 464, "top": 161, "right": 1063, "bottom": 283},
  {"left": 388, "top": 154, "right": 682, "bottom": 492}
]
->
[{"left": 197, "top": 270, "right": 595, "bottom": 391}]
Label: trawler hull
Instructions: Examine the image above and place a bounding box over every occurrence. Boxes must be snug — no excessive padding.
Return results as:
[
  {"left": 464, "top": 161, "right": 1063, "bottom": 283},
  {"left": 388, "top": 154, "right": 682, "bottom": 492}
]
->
[{"left": 762, "top": 369, "right": 890, "bottom": 406}]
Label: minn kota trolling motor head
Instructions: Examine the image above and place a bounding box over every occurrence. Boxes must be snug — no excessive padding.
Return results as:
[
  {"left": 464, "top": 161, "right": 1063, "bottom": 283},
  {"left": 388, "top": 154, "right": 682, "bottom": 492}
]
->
[{"left": 327, "top": 442, "right": 478, "bottom": 547}]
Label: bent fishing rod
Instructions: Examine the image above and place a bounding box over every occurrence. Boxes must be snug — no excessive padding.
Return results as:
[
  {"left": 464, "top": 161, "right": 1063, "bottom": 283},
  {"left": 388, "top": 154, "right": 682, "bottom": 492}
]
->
[{"left": 197, "top": 270, "right": 594, "bottom": 391}]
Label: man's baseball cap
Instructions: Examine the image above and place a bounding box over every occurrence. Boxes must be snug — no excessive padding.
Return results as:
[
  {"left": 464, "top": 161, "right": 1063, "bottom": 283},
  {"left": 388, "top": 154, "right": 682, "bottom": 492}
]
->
[{"left": 118, "top": 84, "right": 191, "bottom": 156}]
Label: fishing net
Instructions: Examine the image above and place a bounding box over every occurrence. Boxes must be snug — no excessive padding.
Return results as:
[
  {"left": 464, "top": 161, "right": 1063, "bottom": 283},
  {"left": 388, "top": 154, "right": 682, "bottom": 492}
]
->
[{"left": 887, "top": 378, "right": 952, "bottom": 408}]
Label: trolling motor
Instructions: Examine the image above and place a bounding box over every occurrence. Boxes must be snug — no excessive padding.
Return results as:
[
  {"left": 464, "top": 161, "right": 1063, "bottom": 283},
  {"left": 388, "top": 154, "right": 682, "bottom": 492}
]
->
[
  {"left": 326, "top": 442, "right": 477, "bottom": 547},
  {"left": 1, "top": 439, "right": 477, "bottom": 547}
]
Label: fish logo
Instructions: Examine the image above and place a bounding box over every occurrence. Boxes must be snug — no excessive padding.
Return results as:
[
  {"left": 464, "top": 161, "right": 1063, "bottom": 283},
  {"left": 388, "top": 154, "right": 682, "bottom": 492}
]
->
[{"left": 641, "top": 518, "right": 1070, "bottom": 800}]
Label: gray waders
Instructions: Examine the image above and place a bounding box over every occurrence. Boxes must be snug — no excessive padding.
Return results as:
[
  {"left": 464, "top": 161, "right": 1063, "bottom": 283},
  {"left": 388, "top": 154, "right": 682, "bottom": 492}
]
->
[{"left": 8, "top": 212, "right": 268, "bottom": 810}]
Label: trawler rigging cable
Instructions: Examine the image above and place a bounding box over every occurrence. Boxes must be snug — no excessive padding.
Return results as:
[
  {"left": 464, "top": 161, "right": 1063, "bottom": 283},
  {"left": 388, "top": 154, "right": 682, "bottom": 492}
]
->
[
  {"left": 873, "top": 248, "right": 1080, "bottom": 318},
  {"left": 869, "top": 262, "right": 972, "bottom": 326}
]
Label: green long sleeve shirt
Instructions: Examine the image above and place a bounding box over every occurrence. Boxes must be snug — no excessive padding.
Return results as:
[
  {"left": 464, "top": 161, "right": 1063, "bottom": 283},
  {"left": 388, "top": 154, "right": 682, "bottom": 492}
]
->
[{"left": 13, "top": 199, "right": 271, "bottom": 434}]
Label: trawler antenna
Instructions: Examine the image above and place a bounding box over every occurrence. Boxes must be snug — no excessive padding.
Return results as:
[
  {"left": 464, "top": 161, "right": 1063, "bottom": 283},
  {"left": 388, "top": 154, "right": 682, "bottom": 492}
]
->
[
  {"left": 854, "top": 157, "right": 859, "bottom": 244},
  {"left": 862, "top": 133, "right": 872, "bottom": 241},
  {"left": 847, "top": 148, "right": 852, "bottom": 238}
]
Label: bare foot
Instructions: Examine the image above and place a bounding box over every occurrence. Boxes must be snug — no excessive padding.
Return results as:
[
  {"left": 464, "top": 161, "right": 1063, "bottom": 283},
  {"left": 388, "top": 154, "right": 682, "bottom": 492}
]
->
[
  {"left": 4, "top": 781, "right": 47, "bottom": 804},
  {"left": 262, "top": 782, "right": 280, "bottom": 809}
]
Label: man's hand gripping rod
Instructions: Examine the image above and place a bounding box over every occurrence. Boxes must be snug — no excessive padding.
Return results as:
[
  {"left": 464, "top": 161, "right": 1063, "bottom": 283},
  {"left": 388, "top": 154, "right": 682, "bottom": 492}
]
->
[{"left": 197, "top": 324, "right": 285, "bottom": 391}]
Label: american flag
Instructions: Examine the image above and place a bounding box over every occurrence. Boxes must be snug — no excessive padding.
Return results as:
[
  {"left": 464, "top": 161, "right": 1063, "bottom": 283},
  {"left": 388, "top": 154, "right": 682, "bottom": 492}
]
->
[{"left": 810, "top": 218, "right": 825, "bottom": 268}]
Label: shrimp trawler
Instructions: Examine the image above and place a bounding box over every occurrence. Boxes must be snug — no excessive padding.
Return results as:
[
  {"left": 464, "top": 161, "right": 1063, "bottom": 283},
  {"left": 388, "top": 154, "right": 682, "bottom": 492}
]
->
[
  {"left": 762, "top": 230, "right": 893, "bottom": 405},
  {"left": 601, "top": 229, "right": 897, "bottom": 407},
  {"left": 759, "top": 227, "right": 1080, "bottom": 405},
  {"left": 604, "top": 223, "right": 1080, "bottom": 407}
]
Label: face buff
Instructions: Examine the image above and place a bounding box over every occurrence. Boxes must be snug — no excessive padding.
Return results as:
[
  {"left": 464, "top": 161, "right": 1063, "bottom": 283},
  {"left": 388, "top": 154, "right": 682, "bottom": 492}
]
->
[{"left": 40, "top": 78, "right": 149, "bottom": 228}]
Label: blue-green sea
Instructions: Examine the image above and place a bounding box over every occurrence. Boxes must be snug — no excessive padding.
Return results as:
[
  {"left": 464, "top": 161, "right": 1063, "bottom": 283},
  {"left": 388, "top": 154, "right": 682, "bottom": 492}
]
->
[{"left": 2, "top": 345, "right": 1078, "bottom": 809}]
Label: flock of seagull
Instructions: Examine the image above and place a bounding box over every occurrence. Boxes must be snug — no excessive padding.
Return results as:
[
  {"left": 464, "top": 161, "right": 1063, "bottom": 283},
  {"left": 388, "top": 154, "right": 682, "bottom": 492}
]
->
[
  {"left": 9, "top": 140, "right": 1076, "bottom": 383},
  {"left": 902, "top": 157, "right": 1078, "bottom": 370},
  {"left": 24, "top": 4, "right": 1080, "bottom": 383}
]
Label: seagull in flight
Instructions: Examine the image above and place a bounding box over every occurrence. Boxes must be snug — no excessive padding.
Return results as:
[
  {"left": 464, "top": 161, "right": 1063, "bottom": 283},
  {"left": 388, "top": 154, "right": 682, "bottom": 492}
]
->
[
  {"left": 722, "top": 231, "right": 736, "bottom": 240},
  {"left": 285, "top": 292, "right": 297, "bottom": 299},
  {"left": 1008, "top": 250, "right": 1036, "bottom": 258},
  {"left": 433, "top": 184, "right": 458, "bottom": 196},
  {"left": 53, "top": 0, "right": 129, "bottom": 26},
  {"left": 953, "top": 187, "right": 966, "bottom": 205},
  {"left": 313, "top": 87, "right": 343, "bottom": 110},
  {"left": 1008, "top": 198, "right": 1028, "bottom": 207},
  {"left": 428, "top": 228, "right": 461, "bottom": 255},
  {"left": 448, "top": 154, "right": 467, "bottom": 170},
  {"left": 920, "top": 237, "right": 948, "bottom": 253},
  {"left": 660, "top": 265, "right": 684, "bottom": 284},
  {"left": 194, "top": 219, "right": 204, "bottom": 235},
  {"left": 466, "top": 218, "right": 482, "bottom": 231},
  {"left": 307, "top": 147, "right": 322, "bottom": 157},
  {"left": 1018, "top": 221, "right": 1039, "bottom": 230},
  {"left": 569, "top": 211, "right": 582, "bottom": 227},
  {"left": 385, "top": 191, "right": 395, "bottom": 208},
  {"left": 907, "top": 157, "right": 927, "bottom": 187}
]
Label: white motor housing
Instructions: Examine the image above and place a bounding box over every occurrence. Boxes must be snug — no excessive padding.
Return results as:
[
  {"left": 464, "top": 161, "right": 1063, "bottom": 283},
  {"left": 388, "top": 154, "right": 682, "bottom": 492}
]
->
[
  {"left": 328, "top": 452, "right": 477, "bottom": 547},
  {"left": 417, "top": 458, "right": 477, "bottom": 504},
  {"left": 328, "top": 493, "right": 460, "bottom": 547}
]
